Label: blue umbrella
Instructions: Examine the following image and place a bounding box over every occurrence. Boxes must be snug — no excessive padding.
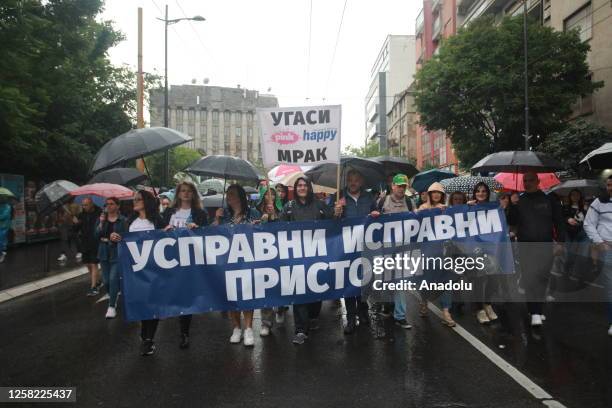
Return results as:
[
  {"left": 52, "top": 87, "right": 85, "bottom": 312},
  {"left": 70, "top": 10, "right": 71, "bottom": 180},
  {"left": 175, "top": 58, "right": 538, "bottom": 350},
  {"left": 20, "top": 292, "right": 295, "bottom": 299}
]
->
[{"left": 411, "top": 169, "right": 457, "bottom": 193}]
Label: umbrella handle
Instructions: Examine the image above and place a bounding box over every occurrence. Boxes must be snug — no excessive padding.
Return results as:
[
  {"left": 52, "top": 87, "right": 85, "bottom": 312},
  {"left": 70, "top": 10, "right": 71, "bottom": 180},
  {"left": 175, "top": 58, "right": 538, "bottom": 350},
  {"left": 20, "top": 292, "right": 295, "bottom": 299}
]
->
[{"left": 141, "top": 156, "right": 157, "bottom": 197}]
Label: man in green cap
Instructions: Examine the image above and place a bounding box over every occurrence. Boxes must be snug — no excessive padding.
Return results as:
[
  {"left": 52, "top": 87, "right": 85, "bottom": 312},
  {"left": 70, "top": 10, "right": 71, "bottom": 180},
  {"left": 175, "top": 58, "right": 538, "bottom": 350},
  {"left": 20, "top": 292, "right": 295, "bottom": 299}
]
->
[{"left": 371, "top": 173, "right": 414, "bottom": 329}]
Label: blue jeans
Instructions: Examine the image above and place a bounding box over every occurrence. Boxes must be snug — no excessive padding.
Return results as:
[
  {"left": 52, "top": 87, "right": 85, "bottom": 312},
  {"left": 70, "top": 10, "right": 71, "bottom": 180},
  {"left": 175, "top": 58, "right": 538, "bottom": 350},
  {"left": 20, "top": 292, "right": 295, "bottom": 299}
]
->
[
  {"left": 393, "top": 291, "right": 407, "bottom": 320},
  {"left": 100, "top": 260, "right": 120, "bottom": 307},
  {"left": 601, "top": 249, "right": 612, "bottom": 323},
  {"left": 0, "top": 227, "right": 8, "bottom": 252}
]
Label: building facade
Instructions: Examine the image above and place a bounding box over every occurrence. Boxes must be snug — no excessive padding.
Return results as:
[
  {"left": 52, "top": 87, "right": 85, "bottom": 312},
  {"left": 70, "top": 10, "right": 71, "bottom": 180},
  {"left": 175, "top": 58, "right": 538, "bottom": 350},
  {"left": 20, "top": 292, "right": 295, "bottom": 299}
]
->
[
  {"left": 415, "top": 0, "right": 459, "bottom": 172},
  {"left": 386, "top": 88, "right": 418, "bottom": 162},
  {"left": 149, "top": 85, "right": 278, "bottom": 163},
  {"left": 457, "top": 0, "right": 612, "bottom": 130},
  {"left": 365, "top": 35, "right": 416, "bottom": 151}
]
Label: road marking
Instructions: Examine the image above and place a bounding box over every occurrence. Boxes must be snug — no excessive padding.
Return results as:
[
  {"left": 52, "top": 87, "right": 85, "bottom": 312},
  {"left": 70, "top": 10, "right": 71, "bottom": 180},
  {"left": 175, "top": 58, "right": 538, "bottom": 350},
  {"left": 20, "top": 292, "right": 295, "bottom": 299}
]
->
[
  {"left": 425, "top": 302, "right": 567, "bottom": 408},
  {"left": 0, "top": 267, "right": 88, "bottom": 304}
]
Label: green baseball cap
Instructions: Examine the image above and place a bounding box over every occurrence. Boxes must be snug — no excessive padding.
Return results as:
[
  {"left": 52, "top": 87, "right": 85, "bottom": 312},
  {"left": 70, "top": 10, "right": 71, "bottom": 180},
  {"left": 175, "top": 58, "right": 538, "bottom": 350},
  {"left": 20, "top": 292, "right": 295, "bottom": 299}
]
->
[{"left": 392, "top": 174, "right": 409, "bottom": 186}]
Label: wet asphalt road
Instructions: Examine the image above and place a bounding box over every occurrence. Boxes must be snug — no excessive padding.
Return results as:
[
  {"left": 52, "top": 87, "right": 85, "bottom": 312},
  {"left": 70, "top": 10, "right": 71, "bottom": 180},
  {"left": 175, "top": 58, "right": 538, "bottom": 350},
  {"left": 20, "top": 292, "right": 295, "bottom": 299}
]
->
[{"left": 1, "top": 276, "right": 611, "bottom": 408}]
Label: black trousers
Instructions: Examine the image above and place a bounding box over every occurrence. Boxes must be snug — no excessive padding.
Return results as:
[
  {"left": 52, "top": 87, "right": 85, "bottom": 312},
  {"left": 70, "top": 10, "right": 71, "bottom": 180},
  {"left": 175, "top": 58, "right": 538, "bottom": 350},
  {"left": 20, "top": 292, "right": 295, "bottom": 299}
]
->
[
  {"left": 345, "top": 296, "right": 369, "bottom": 321},
  {"left": 293, "top": 301, "right": 322, "bottom": 334},
  {"left": 519, "top": 244, "right": 554, "bottom": 315},
  {"left": 140, "top": 315, "right": 192, "bottom": 340}
]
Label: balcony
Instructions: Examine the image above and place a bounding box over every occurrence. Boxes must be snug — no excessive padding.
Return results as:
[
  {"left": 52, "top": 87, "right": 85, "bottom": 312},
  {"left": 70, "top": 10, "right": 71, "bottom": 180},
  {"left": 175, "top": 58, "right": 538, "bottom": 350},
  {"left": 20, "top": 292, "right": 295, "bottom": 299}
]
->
[
  {"left": 457, "top": 0, "right": 478, "bottom": 15},
  {"left": 432, "top": 15, "right": 442, "bottom": 41},
  {"left": 432, "top": 0, "right": 442, "bottom": 13},
  {"left": 416, "top": 9, "right": 424, "bottom": 36},
  {"left": 368, "top": 104, "right": 379, "bottom": 123}
]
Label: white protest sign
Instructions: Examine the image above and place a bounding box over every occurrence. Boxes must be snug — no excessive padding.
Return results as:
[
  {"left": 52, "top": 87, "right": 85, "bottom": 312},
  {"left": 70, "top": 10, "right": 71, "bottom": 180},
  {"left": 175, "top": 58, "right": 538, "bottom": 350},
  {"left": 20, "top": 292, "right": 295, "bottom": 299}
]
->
[{"left": 257, "top": 105, "right": 341, "bottom": 168}]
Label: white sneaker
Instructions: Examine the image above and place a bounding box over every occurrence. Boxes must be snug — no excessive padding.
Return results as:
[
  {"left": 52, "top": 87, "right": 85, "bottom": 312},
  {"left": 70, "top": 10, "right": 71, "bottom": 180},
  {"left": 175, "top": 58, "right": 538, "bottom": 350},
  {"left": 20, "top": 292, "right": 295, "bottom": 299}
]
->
[
  {"left": 608, "top": 324, "right": 612, "bottom": 336},
  {"left": 57, "top": 254, "right": 67, "bottom": 262},
  {"left": 541, "top": 315, "right": 546, "bottom": 321},
  {"left": 0, "top": 251, "right": 5, "bottom": 263},
  {"left": 531, "top": 314, "right": 543, "bottom": 327},
  {"left": 483, "top": 304, "right": 498, "bottom": 321},
  {"left": 75, "top": 252, "right": 82, "bottom": 260},
  {"left": 105, "top": 306, "right": 117, "bottom": 319},
  {"left": 260, "top": 326, "right": 270, "bottom": 337},
  {"left": 229, "top": 328, "right": 242, "bottom": 344},
  {"left": 275, "top": 311, "right": 285, "bottom": 325},
  {"left": 476, "top": 310, "right": 490, "bottom": 324},
  {"left": 243, "top": 328, "right": 255, "bottom": 347}
]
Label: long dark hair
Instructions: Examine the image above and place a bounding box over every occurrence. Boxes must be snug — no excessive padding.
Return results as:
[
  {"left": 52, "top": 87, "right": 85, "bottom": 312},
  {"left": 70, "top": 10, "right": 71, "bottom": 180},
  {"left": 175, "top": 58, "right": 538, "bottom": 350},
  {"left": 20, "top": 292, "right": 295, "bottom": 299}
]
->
[
  {"left": 472, "top": 182, "right": 491, "bottom": 203},
  {"left": 568, "top": 189, "right": 585, "bottom": 209},
  {"left": 293, "top": 176, "right": 314, "bottom": 205},
  {"left": 172, "top": 181, "right": 202, "bottom": 210},
  {"left": 226, "top": 184, "right": 249, "bottom": 217},
  {"left": 137, "top": 190, "right": 159, "bottom": 224},
  {"left": 448, "top": 191, "right": 467, "bottom": 206}
]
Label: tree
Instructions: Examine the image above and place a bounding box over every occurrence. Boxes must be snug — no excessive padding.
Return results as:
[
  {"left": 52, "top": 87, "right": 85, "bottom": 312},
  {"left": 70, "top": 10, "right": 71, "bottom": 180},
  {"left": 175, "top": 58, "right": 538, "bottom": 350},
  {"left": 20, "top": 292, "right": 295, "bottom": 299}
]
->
[
  {"left": 414, "top": 15, "right": 603, "bottom": 169},
  {"left": 343, "top": 140, "right": 380, "bottom": 158},
  {"left": 0, "top": 0, "right": 160, "bottom": 183},
  {"left": 539, "top": 119, "right": 612, "bottom": 171},
  {"left": 145, "top": 147, "right": 202, "bottom": 187}
]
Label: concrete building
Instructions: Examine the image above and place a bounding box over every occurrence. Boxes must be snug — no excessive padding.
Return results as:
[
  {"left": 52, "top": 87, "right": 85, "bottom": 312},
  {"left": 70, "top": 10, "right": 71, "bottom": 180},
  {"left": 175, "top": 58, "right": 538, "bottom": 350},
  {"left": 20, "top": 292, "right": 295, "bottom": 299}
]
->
[
  {"left": 415, "top": 0, "right": 459, "bottom": 172},
  {"left": 386, "top": 87, "right": 418, "bottom": 162},
  {"left": 149, "top": 85, "right": 278, "bottom": 163},
  {"left": 457, "top": 0, "right": 612, "bottom": 130},
  {"left": 365, "top": 35, "right": 416, "bottom": 152}
]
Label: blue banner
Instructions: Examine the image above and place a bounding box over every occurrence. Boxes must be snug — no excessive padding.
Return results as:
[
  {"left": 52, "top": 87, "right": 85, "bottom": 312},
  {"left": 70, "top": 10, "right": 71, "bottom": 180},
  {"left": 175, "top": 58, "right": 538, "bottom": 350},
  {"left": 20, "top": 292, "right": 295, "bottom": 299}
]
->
[{"left": 119, "top": 203, "right": 514, "bottom": 321}]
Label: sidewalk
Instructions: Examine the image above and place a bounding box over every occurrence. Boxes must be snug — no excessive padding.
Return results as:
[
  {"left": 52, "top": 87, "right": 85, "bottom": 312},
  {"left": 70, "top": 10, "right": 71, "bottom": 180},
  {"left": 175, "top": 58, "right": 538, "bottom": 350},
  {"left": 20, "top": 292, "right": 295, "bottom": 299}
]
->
[{"left": 0, "top": 240, "right": 84, "bottom": 290}]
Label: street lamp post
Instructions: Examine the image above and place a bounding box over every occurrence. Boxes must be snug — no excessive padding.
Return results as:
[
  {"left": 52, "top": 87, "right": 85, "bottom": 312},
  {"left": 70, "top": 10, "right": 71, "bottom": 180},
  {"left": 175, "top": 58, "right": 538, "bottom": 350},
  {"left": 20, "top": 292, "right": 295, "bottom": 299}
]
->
[
  {"left": 158, "top": 5, "right": 205, "bottom": 187},
  {"left": 523, "top": 0, "right": 530, "bottom": 151}
]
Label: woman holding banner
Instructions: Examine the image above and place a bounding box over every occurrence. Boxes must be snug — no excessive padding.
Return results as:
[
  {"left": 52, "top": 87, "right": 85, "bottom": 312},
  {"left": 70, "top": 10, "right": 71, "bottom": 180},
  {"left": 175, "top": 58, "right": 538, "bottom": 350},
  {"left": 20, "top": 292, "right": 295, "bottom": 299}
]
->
[
  {"left": 468, "top": 182, "right": 499, "bottom": 324},
  {"left": 162, "top": 181, "right": 209, "bottom": 350},
  {"left": 280, "top": 176, "right": 333, "bottom": 345},
  {"left": 214, "top": 184, "right": 261, "bottom": 346}
]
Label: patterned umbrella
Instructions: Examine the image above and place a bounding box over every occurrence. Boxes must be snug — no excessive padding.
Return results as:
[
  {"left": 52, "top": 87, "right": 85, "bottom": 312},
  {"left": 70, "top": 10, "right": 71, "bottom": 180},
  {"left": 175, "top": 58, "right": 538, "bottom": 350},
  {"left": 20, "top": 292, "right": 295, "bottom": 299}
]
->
[
  {"left": 198, "top": 178, "right": 225, "bottom": 194},
  {"left": 440, "top": 176, "right": 502, "bottom": 195},
  {"left": 267, "top": 164, "right": 312, "bottom": 182},
  {"left": 35, "top": 180, "right": 79, "bottom": 215}
]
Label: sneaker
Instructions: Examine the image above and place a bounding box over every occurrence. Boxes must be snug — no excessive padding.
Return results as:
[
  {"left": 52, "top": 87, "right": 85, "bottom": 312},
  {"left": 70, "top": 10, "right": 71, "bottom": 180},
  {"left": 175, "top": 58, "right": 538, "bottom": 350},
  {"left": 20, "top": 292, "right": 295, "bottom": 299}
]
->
[
  {"left": 608, "top": 324, "right": 612, "bottom": 337},
  {"left": 86, "top": 287, "right": 99, "bottom": 297},
  {"left": 344, "top": 319, "right": 356, "bottom": 335},
  {"left": 531, "top": 314, "right": 543, "bottom": 327},
  {"left": 275, "top": 311, "right": 285, "bottom": 325},
  {"left": 229, "top": 328, "right": 242, "bottom": 344},
  {"left": 0, "top": 251, "right": 5, "bottom": 263},
  {"left": 57, "top": 254, "right": 67, "bottom": 262},
  {"left": 179, "top": 334, "right": 189, "bottom": 349},
  {"left": 309, "top": 318, "right": 319, "bottom": 330},
  {"left": 141, "top": 339, "right": 155, "bottom": 356},
  {"left": 541, "top": 315, "right": 546, "bottom": 321},
  {"left": 95, "top": 280, "right": 103, "bottom": 290},
  {"left": 476, "top": 310, "right": 490, "bottom": 324},
  {"left": 292, "top": 332, "right": 308, "bottom": 345},
  {"left": 105, "top": 306, "right": 117, "bottom": 319},
  {"left": 243, "top": 328, "right": 255, "bottom": 347},
  {"left": 75, "top": 252, "right": 82, "bottom": 260},
  {"left": 394, "top": 319, "right": 412, "bottom": 329},
  {"left": 483, "top": 304, "right": 498, "bottom": 321},
  {"left": 260, "top": 325, "right": 271, "bottom": 337}
]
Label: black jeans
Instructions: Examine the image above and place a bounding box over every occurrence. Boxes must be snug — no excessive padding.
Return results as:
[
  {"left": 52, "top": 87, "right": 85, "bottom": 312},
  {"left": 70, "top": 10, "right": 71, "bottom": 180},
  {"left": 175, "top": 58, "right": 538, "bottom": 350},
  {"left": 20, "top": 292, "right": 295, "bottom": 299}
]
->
[
  {"left": 293, "top": 301, "right": 322, "bottom": 334},
  {"left": 140, "top": 315, "right": 192, "bottom": 340},
  {"left": 345, "top": 296, "right": 369, "bottom": 321}
]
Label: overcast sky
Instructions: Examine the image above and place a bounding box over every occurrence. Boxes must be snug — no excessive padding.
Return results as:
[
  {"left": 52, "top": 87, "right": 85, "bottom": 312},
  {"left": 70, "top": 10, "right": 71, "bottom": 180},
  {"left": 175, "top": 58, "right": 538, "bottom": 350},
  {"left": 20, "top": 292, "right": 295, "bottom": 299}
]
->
[{"left": 102, "top": 0, "right": 420, "bottom": 149}]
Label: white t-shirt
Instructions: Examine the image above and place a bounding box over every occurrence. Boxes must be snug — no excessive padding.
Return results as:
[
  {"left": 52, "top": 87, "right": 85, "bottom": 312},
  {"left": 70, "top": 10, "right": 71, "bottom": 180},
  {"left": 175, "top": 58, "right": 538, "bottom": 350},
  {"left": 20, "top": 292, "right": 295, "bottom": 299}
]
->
[
  {"left": 169, "top": 208, "right": 192, "bottom": 228},
  {"left": 129, "top": 217, "right": 155, "bottom": 232}
]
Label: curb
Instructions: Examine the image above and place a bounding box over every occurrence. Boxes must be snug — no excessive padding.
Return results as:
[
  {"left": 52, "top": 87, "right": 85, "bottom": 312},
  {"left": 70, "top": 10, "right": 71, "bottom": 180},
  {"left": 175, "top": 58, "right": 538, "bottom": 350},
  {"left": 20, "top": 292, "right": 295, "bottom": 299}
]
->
[{"left": 0, "top": 267, "right": 89, "bottom": 304}]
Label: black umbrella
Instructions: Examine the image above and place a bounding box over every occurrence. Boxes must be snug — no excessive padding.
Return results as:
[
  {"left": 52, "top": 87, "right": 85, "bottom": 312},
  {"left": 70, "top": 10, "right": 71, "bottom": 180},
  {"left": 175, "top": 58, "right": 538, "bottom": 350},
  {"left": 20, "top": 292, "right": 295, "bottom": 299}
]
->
[
  {"left": 372, "top": 156, "right": 418, "bottom": 178},
  {"left": 579, "top": 142, "right": 612, "bottom": 170},
  {"left": 35, "top": 180, "right": 79, "bottom": 215},
  {"left": 90, "top": 127, "right": 193, "bottom": 174},
  {"left": 88, "top": 167, "right": 148, "bottom": 186},
  {"left": 471, "top": 151, "right": 565, "bottom": 174},
  {"left": 411, "top": 169, "right": 457, "bottom": 192},
  {"left": 304, "top": 156, "right": 385, "bottom": 190},
  {"left": 549, "top": 179, "right": 604, "bottom": 196},
  {"left": 186, "top": 155, "right": 263, "bottom": 182}
]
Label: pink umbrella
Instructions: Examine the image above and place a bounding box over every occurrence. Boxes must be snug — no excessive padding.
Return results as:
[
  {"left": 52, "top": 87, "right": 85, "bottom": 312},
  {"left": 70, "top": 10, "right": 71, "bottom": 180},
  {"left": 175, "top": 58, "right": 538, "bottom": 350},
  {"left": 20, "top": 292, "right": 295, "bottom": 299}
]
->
[
  {"left": 494, "top": 172, "right": 560, "bottom": 192},
  {"left": 70, "top": 183, "right": 134, "bottom": 199},
  {"left": 267, "top": 164, "right": 312, "bottom": 182}
]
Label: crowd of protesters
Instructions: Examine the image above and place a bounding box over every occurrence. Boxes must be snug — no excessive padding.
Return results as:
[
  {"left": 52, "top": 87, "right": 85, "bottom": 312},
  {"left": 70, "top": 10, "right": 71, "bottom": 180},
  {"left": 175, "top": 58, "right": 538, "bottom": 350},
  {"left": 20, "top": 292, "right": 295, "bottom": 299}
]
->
[{"left": 12, "top": 170, "right": 610, "bottom": 356}]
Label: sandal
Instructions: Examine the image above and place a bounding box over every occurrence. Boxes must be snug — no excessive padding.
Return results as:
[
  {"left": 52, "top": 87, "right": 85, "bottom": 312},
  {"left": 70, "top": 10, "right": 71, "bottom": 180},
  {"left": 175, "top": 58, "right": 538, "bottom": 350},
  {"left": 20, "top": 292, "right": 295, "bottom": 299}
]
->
[{"left": 442, "top": 311, "right": 456, "bottom": 327}]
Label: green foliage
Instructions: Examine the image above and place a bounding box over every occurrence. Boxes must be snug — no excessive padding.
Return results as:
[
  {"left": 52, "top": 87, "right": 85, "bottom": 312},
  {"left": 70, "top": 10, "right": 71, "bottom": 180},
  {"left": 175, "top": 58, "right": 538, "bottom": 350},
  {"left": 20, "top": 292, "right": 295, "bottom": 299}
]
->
[
  {"left": 144, "top": 147, "right": 202, "bottom": 187},
  {"left": 0, "top": 0, "right": 160, "bottom": 183},
  {"left": 343, "top": 140, "right": 380, "bottom": 158},
  {"left": 414, "top": 15, "right": 603, "bottom": 168},
  {"left": 539, "top": 119, "right": 612, "bottom": 171}
]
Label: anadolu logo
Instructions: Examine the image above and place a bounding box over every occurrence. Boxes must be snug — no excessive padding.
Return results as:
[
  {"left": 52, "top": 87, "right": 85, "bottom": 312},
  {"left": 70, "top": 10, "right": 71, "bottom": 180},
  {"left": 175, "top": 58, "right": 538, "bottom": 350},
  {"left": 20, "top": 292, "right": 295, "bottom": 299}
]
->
[{"left": 270, "top": 131, "right": 300, "bottom": 145}]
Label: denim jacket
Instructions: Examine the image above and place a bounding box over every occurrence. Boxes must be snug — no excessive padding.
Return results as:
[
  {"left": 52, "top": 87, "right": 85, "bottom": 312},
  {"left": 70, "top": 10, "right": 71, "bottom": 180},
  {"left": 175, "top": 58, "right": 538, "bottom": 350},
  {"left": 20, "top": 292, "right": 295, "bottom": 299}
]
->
[{"left": 96, "top": 215, "right": 128, "bottom": 263}]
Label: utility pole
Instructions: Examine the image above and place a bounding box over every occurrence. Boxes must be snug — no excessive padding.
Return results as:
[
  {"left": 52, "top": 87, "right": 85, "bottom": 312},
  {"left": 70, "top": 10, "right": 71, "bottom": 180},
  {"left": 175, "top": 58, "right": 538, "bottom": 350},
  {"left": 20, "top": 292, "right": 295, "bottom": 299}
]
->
[
  {"left": 523, "top": 0, "right": 530, "bottom": 150},
  {"left": 136, "top": 7, "right": 145, "bottom": 173}
]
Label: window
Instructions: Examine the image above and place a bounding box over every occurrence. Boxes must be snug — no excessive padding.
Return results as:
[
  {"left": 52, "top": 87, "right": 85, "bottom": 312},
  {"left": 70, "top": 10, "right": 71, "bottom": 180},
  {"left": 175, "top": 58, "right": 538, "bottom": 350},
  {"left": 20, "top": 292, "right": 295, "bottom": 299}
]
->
[
  {"left": 235, "top": 111, "right": 242, "bottom": 123},
  {"left": 247, "top": 127, "right": 253, "bottom": 139},
  {"left": 212, "top": 125, "right": 219, "bottom": 149},
  {"left": 199, "top": 110, "right": 207, "bottom": 139},
  {"left": 212, "top": 110, "right": 219, "bottom": 122},
  {"left": 224, "top": 110, "right": 231, "bottom": 122},
  {"left": 175, "top": 108, "right": 183, "bottom": 132},
  {"left": 247, "top": 112, "right": 253, "bottom": 123},
  {"left": 224, "top": 126, "right": 230, "bottom": 141},
  {"left": 564, "top": 3, "right": 592, "bottom": 42},
  {"left": 188, "top": 109, "right": 195, "bottom": 137}
]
